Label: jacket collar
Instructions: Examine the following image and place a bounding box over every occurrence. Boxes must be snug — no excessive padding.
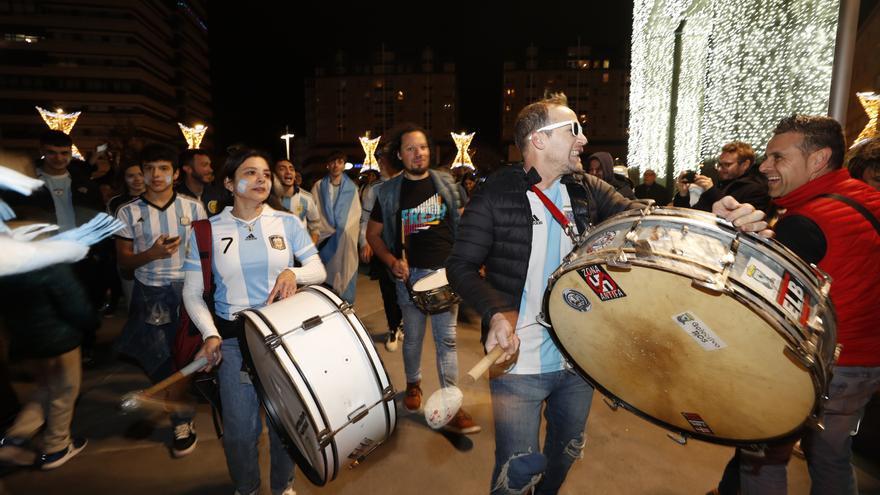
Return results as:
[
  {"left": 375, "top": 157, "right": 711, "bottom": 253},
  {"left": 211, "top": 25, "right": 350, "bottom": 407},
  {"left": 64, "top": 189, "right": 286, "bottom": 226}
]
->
[{"left": 773, "top": 169, "right": 850, "bottom": 209}]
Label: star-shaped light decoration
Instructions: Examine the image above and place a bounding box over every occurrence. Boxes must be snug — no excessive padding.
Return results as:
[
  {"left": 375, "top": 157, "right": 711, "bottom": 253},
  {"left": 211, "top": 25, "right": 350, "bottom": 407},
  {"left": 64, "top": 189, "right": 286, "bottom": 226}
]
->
[
  {"left": 280, "top": 126, "right": 295, "bottom": 160},
  {"left": 178, "top": 122, "right": 207, "bottom": 149},
  {"left": 450, "top": 131, "right": 475, "bottom": 170},
  {"left": 359, "top": 133, "right": 381, "bottom": 174},
  {"left": 853, "top": 92, "right": 879, "bottom": 147},
  {"left": 36, "top": 106, "right": 84, "bottom": 160}
]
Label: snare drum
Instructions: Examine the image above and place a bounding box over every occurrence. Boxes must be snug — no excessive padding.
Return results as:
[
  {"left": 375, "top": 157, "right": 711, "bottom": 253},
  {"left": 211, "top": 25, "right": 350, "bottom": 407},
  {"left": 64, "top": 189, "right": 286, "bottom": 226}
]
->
[
  {"left": 543, "top": 206, "right": 837, "bottom": 445},
  {"left": 240, "top": 285, "right": 396, "bottom": 486},
  {"left": 409, "top": 268, "right": 461, "bottom": 314}
]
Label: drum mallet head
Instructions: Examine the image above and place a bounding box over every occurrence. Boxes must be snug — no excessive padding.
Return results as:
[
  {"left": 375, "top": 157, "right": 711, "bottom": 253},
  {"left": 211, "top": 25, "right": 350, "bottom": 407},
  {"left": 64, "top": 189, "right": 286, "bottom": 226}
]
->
[{"left": 424, "top": 386, "right": 463, "bottom": 429}]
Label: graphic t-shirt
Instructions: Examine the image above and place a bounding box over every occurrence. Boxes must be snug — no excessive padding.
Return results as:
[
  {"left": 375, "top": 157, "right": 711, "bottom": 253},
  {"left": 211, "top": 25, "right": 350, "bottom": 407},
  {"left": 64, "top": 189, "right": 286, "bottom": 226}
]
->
[{"left": 371, "top": 176, "right": 453, "bottom": 268}]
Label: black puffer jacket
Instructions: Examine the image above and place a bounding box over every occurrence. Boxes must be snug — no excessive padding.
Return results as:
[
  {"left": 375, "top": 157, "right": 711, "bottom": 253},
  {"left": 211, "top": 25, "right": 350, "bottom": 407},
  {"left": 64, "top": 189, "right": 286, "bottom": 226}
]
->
[
  {"left": 446, "top": 164, "right": 642, "bottom": 342},
  {"left": 673, "top": 165, "right": 771, "bottom": 214}
]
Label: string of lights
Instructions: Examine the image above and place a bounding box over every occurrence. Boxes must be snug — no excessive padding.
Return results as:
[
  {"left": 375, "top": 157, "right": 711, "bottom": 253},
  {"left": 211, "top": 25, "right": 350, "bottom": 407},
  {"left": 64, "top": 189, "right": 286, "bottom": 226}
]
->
[{"left": 628, "top": 0, "right": 840, "bottom": 179}]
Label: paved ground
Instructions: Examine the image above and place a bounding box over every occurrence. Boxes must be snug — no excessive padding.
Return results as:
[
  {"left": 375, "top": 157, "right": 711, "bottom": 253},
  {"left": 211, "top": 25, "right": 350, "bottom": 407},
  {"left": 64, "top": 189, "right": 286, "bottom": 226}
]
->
[{"left": 2, "top": 274, "right": 878, "bottom": 494}]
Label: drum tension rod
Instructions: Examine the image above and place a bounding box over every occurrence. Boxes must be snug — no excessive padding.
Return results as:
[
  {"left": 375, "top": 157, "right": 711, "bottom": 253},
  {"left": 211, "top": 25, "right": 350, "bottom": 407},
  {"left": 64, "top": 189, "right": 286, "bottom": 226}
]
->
[
  {"left": 666, "top": 431, "right": 688, "bottom": 446},
  {"left": 692, "top": 235, "right": 739, "bottom": 293},
  {"left": 603, "top": 397, "right": 620, "bottom": 411},
  {"left": 382, "top": 385, "right": 395, "bottom": 401}
]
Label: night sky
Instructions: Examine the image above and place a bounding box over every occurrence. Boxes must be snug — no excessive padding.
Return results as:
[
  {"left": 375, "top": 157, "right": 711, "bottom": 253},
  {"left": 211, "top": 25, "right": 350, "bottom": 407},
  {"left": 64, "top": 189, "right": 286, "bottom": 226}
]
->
[{"left": 208, "top": 2, "right": 634, "bottom": 156}]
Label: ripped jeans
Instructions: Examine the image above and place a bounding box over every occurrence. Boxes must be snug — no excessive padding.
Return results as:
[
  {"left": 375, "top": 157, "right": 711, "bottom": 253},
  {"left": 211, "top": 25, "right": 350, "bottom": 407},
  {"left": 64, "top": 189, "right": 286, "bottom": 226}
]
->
[{"left": 489, "top": 369, "right": 593, "bottom": 495}]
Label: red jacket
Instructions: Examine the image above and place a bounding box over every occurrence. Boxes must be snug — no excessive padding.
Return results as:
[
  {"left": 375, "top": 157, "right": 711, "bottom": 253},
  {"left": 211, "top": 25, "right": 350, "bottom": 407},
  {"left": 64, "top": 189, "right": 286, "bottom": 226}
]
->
[{"left": 775, "top": 169, "right": 880, "bottom": 366}]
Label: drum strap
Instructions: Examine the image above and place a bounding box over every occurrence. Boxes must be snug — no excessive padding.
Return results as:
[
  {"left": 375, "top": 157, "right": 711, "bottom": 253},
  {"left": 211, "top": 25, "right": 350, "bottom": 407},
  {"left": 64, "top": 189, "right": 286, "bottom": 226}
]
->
[
  {"left": 192, "top": 220, "right": 214, "bottom": 292},
  {"left": 817, "top": 194, "right": 880, "bottom": 237},
  {"left": 529, "top": 185, "right": 577, "bottom": 241}
]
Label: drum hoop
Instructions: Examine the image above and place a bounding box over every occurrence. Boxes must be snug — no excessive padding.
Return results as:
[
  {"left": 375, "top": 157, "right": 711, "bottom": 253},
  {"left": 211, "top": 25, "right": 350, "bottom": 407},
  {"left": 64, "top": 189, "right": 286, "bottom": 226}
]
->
[
  {"left": 542, "top": 260, "right": 829, "bottom": 446},
  {"left": 241, "top": 306, "right": 336, "bottom": 486}
]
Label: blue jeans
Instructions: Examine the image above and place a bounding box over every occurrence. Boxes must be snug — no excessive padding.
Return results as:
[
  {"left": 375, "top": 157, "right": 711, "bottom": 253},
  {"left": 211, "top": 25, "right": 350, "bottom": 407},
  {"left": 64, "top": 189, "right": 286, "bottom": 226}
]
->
[
  {"left": 116, "top": 280, "right": 191, "bottom": 425},
  {"left": 395, "top": 268, "right": 459, "bottom": 387},
  {"left": 489, "top": 369, "right": 593, "bottom": 495},
  {"left": 217, "top": 338, "right": 294, "bottom": 495},
  {"left": 721, "top": 365, "right": 880, "bottom": 495}
]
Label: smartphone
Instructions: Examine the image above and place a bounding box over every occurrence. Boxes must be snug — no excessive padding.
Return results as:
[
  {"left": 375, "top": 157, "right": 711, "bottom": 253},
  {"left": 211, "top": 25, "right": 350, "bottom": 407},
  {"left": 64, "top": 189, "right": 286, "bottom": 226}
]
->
[
  {"left": 682, "top": 171, "right": 697, "bottom": 183},
  {"left": 163, "top": 236, "right": 180, "bottom": 245},
  {"left": 96, "top": 143, "right": 108, "bottom": 153}
]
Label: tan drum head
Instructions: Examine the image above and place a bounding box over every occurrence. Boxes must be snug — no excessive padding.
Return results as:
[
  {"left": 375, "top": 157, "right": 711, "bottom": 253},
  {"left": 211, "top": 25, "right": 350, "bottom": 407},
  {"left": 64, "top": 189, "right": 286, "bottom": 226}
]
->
[{"left": 547, "top": 262, "right": 816, "bottom": 443}]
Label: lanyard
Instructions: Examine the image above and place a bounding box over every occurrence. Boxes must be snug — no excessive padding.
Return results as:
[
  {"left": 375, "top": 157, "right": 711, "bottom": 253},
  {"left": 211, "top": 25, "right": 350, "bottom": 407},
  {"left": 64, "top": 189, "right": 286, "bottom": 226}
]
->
[{"left": 529, "top": 185, "right": 578, "bottom": 243}]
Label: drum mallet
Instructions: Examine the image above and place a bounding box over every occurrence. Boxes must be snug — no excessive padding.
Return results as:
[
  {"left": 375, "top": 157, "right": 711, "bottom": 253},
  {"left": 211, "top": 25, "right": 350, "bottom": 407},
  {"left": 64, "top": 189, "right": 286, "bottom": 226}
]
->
[
  {"left": 423, "top": 346, "right": 505, "bottom": 429},
  {"left": 120, "top": 357, "right": 208, "bottom": 413}
]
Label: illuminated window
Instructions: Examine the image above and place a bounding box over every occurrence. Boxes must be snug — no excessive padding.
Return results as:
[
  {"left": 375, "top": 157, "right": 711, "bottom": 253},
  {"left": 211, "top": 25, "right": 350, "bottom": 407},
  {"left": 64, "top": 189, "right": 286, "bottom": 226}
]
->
[
  {"left": 603, "top": 59, "right": 610, "bottom": 69},
  {"left": 396, "top": 90, "right": 405, "bottom": 101},
  {"left": 602, "top": 73, "right": 610, "bottom": 83}
]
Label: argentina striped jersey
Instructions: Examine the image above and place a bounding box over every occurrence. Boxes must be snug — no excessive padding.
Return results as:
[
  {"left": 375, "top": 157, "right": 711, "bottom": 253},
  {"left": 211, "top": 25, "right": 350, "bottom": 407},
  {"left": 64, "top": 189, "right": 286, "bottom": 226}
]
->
[
  {"left": 116, "top": 193, "right": 207, "bottom": 287},
  {"left": 511, "top": 179, "right": 575, "bottom": 374},
  {"left": 183, "top": 205, "right": 319, "bottom": 320}
]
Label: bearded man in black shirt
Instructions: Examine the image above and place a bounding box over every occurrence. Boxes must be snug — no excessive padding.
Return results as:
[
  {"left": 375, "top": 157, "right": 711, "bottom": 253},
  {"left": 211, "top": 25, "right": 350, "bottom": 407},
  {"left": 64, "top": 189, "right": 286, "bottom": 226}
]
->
[{"left": 366, "top": 123, "right": 481, "bottom": 435}]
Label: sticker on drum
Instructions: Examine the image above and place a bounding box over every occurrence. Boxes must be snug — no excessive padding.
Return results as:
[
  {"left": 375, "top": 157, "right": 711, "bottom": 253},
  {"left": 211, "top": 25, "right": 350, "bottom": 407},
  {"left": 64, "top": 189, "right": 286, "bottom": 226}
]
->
[
  {"left": 672, "top": 311, "right": 727, "bottom": 351},
  {"left": 777, "top": 272, "right": 811, "bottom": 325},
  {"left": 562, "top": 289, "right": 592, "bottom": 312},
  {"left": 576, "top": 264, "right": 627, "bottom": 301},
  {"left": 681, "top": 412, "right": 714, "bottom": 435},
  {"left": 742, "top": 257, "right": 781, "bottom": 300},
  {"left": 588, "top": 231, "right": 617, "bottom": 252}
]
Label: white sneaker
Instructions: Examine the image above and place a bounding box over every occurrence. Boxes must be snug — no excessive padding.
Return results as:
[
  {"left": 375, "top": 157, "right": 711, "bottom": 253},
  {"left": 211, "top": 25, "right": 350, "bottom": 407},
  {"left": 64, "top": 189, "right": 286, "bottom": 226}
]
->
[{"left": 384, "top": 326, "right": 403, "bottom": 352}]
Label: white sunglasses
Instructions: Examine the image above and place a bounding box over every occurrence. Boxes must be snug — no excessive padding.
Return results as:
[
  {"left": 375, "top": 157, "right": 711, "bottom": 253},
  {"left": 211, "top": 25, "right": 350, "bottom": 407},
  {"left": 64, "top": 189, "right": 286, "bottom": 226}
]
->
[{"left": 530, "top": 120, "right": 583, "bottom": 139}]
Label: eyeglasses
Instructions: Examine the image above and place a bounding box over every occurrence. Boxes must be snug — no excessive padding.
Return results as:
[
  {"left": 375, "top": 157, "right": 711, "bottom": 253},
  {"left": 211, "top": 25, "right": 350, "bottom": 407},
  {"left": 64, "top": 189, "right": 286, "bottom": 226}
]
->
[
  {"left": 715, "top": 160, "right": 740, "bottom": 170},
  {"left": 530, "top": 120, "right": 583, "bottom": 139}
]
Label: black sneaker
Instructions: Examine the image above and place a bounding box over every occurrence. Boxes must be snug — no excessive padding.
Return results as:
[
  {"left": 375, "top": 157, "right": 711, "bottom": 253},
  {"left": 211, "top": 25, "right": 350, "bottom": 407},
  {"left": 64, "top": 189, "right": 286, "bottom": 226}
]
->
[
  {"left": 0, "top": 436, "right": 35, "bottom": 467},
  {"left": 37, "top": 437, "right": 87, "bottom": 470},
  {"left": 172, "top": 421, "right": 197, "bottom": 458}
]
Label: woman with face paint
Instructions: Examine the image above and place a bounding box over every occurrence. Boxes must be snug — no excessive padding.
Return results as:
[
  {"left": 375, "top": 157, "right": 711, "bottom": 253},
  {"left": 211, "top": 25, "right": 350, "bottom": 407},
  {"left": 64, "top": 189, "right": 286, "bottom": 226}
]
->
[{"left": 182, "top": 148, "right": 326, "bottom": 495}]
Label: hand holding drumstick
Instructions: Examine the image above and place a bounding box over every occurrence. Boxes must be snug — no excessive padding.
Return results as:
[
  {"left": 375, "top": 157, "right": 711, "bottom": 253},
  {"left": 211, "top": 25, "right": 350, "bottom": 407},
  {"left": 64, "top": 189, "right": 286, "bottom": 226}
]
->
[{"left": 466, "top": 311, "right": 519, "bottom": 381}]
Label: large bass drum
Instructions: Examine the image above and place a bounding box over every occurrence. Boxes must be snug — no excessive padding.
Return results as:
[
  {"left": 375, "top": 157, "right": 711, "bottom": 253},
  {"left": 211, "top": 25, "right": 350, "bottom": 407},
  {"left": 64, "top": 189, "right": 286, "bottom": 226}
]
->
[
  {"left": 543, "top": 206, "right": 837, "bottom": 445},
  {"left": 241, "top": 285, "right": 396, "bottom": 485}
]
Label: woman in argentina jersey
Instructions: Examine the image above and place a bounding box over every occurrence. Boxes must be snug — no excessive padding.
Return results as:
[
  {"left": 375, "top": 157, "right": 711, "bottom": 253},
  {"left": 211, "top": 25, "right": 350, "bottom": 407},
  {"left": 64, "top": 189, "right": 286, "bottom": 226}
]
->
[{"left": 182, "top": 149, "right": 325, "bottom": 495}]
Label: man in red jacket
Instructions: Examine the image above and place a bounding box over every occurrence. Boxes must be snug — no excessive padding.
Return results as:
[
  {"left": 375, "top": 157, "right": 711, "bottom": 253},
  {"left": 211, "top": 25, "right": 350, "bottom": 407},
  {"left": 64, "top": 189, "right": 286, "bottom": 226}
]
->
[{"left": 713, "top": 115, "right": 880, "bottom": 495}]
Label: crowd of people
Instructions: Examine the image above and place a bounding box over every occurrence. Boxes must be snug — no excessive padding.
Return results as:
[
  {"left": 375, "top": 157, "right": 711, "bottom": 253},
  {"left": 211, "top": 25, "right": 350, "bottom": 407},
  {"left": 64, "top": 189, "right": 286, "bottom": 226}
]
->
[{"left": 0, "top": 92, "right": 878, "bottom": 495}]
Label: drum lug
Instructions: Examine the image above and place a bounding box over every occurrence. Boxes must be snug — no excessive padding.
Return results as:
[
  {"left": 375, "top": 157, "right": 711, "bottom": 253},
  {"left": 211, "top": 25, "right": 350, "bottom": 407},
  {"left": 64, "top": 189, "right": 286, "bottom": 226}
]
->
[
  {"left": 666, "top": 431, "right": 688, "bottom": 446},
  {"left": 339, "top": 302, "right": 354, "bottom": 314},
  {"left": 691, "top": 275, "right": 724, "bottom": 294},
  {"left": 347, "top": 404, "right": 369, "bottom": 424},
  {"left": 605, "top": 250, "right": 631, "bottom": 269},
  {"left": 302, "top": 315, "right": 324, "bottom": 331},
  {"left": 264, "top": 334, "right": 281, "bottom": 349},
  {"left": 603, "top": 397, "right": 620, "bottom": 411}
]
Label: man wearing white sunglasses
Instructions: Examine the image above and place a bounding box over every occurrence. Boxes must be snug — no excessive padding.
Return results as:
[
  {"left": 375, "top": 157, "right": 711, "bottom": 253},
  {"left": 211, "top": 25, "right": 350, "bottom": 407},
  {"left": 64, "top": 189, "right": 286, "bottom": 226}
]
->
[{"left": 448, "top": 93, "right": 770, "bottom": 494}]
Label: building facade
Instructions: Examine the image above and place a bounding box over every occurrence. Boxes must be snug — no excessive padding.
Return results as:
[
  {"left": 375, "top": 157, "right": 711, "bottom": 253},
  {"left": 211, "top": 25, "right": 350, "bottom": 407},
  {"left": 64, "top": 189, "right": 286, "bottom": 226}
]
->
[
  {"left": 0, "top": 0, "right": 211, "bottom": 156},
  {"left": 501, "top": 44, "right": 630, "bottom": 162},
  {"left": 304, "top": 47, "right": 457, "bottom": 164}
]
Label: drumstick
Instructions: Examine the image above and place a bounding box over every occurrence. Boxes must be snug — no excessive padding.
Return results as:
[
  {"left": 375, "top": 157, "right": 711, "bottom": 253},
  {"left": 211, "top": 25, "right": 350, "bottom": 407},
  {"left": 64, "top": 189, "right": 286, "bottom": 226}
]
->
[
  {"left": 119, "top": 357, "right": 207, "bottom": 411},
  {"left": 466, "top": 347, "right": 505, "bottom": 382},
  {"left": 142, "top": 357, "right": 208, "bottom": 396}
]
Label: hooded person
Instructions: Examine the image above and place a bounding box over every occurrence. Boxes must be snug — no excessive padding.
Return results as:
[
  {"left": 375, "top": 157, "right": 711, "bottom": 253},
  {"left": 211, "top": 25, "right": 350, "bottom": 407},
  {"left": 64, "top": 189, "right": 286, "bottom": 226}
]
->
[{"left": 586, "top": 151, "right": 636, "bottom": 199}]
